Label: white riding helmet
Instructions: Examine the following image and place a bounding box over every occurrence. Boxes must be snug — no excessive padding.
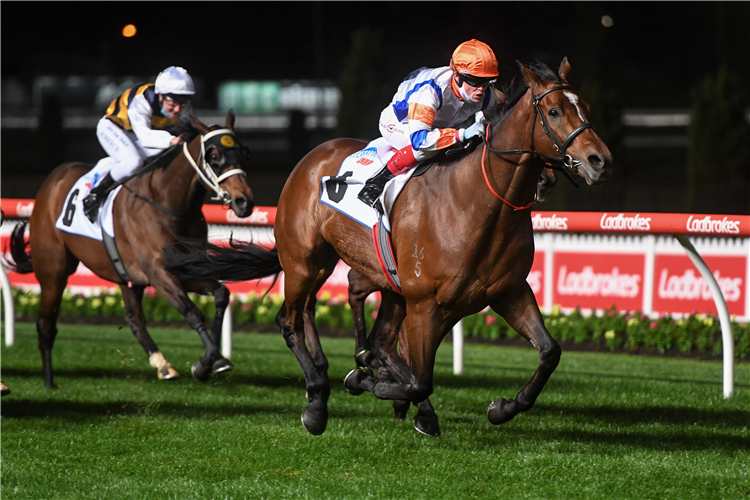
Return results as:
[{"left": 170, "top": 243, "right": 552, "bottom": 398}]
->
[{"left": 154, "top": 66, "right": 195, "bottom": 95}]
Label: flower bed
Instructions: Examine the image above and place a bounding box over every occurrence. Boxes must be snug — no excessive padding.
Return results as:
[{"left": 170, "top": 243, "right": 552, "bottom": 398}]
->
[{"left": 10, "top": 288, "right": 750, "bottom": 360}]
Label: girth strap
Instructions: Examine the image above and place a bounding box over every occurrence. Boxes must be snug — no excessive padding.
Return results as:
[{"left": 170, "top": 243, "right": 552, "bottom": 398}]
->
[
  {"left": 372, "top": 215, "right": 402, "bottom": 295},
  {"left": 101, "top": 224, "right": 133, "bottom": 284}
]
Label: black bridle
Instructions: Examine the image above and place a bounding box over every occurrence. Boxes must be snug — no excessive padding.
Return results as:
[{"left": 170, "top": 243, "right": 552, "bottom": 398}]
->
[{"left": 484, "top": 85, "right": 594, "bottom": 187}]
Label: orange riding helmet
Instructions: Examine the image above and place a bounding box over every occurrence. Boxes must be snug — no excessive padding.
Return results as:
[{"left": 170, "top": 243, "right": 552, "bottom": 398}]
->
[{"left": 450, "top": 39, "right": 500, "bottom": 79}]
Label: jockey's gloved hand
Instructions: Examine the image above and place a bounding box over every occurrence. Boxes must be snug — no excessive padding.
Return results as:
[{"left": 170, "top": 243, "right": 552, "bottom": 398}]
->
[{"left": 460, "top": 120, "right": 486, "bottom": 142}]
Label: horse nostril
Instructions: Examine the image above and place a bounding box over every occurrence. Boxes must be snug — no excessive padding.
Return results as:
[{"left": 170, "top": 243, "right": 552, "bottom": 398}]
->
[
  {"left": 588, "top": 154, "right": 605, "bottom": 170},
  {"left": 234, "top": 196, "right": 248, "bottom": 210}
]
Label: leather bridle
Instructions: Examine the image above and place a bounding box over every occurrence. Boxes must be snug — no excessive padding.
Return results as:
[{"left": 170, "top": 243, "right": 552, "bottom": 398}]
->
[{"left": 484, "top": 85, "right": 594, "bottom": 184}]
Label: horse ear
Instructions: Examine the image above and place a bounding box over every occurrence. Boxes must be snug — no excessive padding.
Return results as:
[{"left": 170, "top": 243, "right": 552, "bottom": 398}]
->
[
  {"left": 559, "top": 57, "right": 572, "bottom": 85},
  {"left": 225, "top": 109, "right": 236, "bottom": 131},
  {"left": 517, "top": 60, "right": 543, "bottom": 88},
  {"left": 191, "top": 114, "right": 210, "bottom": 135}
]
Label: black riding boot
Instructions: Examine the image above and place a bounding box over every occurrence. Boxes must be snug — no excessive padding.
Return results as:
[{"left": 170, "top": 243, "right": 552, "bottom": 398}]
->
[
  {"left": 357, "top": 167, "right": 395, "bottom": 210},
  {"left": 82, "top": 172, "right": 117, "bottom": 223}
]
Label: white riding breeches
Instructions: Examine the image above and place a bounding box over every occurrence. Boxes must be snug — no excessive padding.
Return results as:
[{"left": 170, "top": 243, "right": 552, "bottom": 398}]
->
[
  {"left": 378, "top": 107, "right": 436, "bottom": 163},
  {"left": 95, "top": 117, "right": 166, "bottom": 182}
]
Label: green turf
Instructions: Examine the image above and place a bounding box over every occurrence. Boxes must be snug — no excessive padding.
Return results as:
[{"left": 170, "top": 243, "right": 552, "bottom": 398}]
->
[{"left": 1, "top": 322, "right": 748, "bottom": 499}]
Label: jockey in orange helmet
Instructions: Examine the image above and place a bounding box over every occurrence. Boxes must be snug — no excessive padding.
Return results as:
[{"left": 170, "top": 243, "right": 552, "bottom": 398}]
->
[
  {"left": 358, "top": 39, "right": 501, "bottom": 211},
  {"left": 82, "top": 66, "right": 195, "bottom": 222}
]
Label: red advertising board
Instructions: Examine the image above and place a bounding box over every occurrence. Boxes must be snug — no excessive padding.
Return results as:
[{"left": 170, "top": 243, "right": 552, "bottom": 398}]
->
[
  {"left": 529, "top": 250, "right": 545, "bottom": 303},
  {"left": 653, "top": 255, "right": 746, "bottom": 317},
  {"left": 552, "top": 252, "right": 645, "bottom": 311}
]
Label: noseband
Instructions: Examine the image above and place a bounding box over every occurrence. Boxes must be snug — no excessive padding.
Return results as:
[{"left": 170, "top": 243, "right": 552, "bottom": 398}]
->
[{"left": 183, "top": 128, "right": 247, "bottom": 204}]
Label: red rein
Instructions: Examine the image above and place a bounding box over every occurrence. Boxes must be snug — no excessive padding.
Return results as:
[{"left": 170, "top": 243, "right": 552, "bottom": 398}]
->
[{"left": 480, "top": 124, "right": 537, "bottom": 211}]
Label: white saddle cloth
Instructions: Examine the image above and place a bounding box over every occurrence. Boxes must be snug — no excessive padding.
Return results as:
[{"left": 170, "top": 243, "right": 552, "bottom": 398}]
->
[
  {"left": 54, "top": 167, "right": 122, "bottom": 241},
  {"left": 318, "top": 138, "right": 417, "bottom": 232}
]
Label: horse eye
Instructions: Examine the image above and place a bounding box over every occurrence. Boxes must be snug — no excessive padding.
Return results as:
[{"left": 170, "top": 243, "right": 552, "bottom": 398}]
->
[
  {"left": 210, "top": 153, "right": 219, "bottom": 161},
  {"left": 548, "top": 108, "right": 560, "bottom": 118}
]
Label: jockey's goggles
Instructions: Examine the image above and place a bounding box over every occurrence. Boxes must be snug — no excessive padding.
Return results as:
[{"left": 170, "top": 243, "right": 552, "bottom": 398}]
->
[
  {"left": 462, "top": 74, "right": 495, "bottom": 89},
  {"left": 163, "top": 94, "right": 191, "bottom": 106}
]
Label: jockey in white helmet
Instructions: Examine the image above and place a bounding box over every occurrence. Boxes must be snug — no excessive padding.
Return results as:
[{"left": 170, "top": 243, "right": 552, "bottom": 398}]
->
[
  {"left": 358, "top": 39, "right": 501, "bottom": 211},
  {"left": 82, "top": 66, "right": 195, "bottom": 222}
]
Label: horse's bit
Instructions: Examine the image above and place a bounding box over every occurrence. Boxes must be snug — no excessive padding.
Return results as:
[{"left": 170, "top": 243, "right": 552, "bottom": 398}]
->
[{"left": 183, "top": 128, "right": 247, "bottom": 204}]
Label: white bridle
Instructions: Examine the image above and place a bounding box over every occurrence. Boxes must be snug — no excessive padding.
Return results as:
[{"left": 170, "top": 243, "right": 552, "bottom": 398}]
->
[{"left": 182, "top": 128, "right": 247, "bottom": 203}]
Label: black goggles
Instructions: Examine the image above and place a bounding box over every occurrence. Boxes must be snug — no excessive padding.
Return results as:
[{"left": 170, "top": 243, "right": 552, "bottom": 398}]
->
[{"left": 462, "top": 75, "right": 495, "bottom": 89}]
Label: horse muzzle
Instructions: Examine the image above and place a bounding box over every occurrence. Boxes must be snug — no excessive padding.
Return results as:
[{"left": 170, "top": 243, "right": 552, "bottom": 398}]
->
[
  {"left": 576, "top": 150, "right": 613, "bottom": 186},
  {"left": 232, "top": 195, "right": 255, "bottom": 218}
]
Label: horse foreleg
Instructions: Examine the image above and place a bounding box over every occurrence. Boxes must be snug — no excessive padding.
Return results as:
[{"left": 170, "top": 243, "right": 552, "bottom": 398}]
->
[
  {"left": 151, "top": 271, "right": 229, "bottom": 382},
  {"left": 120, "top": 284, "right": 179, "bottom": 380},
  {"left": 185, "top": 281, "right": 230, "bottom": 358},
  {"left": 488, "top": 284, "right": 561, "bottom": 425},
  {"left": 344, "top": 297, "right": 441, "bottom": 435}
]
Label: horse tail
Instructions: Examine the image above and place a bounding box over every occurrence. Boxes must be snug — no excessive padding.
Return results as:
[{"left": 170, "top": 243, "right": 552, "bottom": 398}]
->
[
  {"left": 161, "top": 236, "right": 282, "bottom": 283},
  {"left": 5, "top": 221, "right": 34, "bottom": 274}
]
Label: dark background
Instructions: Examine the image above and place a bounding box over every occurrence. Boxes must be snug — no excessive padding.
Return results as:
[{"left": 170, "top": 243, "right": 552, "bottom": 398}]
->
[{"left": 2, "top": 1, "right": 749, "bottom": 213}]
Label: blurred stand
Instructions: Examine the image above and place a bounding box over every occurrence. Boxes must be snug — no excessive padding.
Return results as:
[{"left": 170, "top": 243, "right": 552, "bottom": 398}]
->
[{"left": 2, "top": 75, "right": 749, "bottom": 214}]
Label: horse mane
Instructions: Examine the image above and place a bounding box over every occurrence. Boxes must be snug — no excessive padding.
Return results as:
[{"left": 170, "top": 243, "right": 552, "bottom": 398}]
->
[{"left": 487, "top": 60, "right": 559, "bottom": 127}]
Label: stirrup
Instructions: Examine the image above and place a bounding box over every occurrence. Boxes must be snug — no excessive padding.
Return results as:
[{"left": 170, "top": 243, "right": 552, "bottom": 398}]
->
[
  {"left": 82, "top": 195, "right": 101, "bottom": 223},
  {"left": 357, "top": 182, "right": 384, "bottom": 206}
]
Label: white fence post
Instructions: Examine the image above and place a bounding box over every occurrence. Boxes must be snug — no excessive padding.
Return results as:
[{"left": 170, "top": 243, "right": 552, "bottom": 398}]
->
[
  {"left": 675, "top": 234, "right": 733, "bottom": 398},
  {"left": 452, "top": 320, "right": 464, "bottom": 375},
  {"left": 221, "top": 300, "right": 233, "bottom": 360},
  {"left": 0, "top": 261, "right": 14, "bottom": 347}
]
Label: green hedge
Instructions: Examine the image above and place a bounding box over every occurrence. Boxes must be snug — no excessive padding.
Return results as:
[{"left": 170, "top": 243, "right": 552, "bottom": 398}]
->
[{"left": 9, "top": 288, "right": 750, "bottom": 359}]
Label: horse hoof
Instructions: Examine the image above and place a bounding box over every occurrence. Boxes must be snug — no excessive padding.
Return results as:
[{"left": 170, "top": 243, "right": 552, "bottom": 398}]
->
[
  {"left": 487, "top": 398, "right": 516, "bottom": 425},
  {"left": 343, "top": 368, "right": 366, "bottom": 396},
  {"left": 414, "top": 415, "right": 441, "bottom": 437},
  {"left": 211, "top": 358, "right": 234, "bottom": 375},
  {"left": 157, "top": 366, "right": 180, "bottom": 380},
  {"left": 301, "top": 407, "right": 328, "bottom": 436},
  {"left": 191, "top": 361, "right": 211, "bottom": 382}
]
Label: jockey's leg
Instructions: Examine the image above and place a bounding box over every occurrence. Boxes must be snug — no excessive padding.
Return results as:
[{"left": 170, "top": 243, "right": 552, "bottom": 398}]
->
[
  {"left": 83, "top": 118, "right": 145, "bottom": 222},
  {"left": 357, "top": 146, "right": 420, "bottom": 209}
]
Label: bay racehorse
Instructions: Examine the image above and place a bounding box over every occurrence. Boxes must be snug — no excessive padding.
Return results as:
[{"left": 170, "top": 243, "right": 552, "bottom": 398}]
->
[
  {"left": 7, "top": 111, "right": 254, "bottom": 388},
  {"left": 163, "top": 59, "right": 612, "bottom": 435}
]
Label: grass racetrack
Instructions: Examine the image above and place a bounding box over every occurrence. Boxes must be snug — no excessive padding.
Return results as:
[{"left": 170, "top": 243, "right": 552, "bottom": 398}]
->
[{"left": 1, "top": 322, "right": 748, "bottom": 499}]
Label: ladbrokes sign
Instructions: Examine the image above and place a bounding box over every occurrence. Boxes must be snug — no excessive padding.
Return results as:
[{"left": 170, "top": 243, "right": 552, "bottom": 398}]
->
[
  {"left": 653, "top": 255, "right": 746, "bottom": 316},
  {"left": 552, "top": 253, "right": 645, "bottom": 311}
]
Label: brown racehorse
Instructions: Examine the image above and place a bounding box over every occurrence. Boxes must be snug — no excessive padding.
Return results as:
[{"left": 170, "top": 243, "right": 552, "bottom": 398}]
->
[
  {"left": 163, "top": 59, "right": 613, "bottom": 436},
  {"left": 7, "top": 111, "right": 254, "bottom": 388}
]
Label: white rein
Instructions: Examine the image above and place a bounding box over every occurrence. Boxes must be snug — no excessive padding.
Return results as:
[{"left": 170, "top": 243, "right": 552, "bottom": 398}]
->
[{"left": 182, "top": 128, "right": 247, "bottom": 203}]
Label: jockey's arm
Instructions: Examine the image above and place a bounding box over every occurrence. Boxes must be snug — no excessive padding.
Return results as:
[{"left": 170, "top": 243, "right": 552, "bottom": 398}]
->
[
  {"left": 128, "top": 95, "right": 178, "bottom": 150},
  {"left": 406, "top": 87, "right": 461, "bottom": 153}
]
